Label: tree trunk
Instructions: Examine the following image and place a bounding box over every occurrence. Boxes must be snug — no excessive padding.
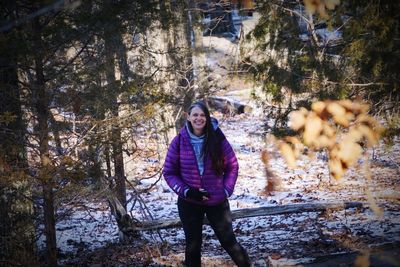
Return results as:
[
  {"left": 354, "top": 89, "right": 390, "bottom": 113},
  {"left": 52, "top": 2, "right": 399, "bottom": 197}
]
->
[
  {"left": 111, "top": 127, "right": 127, "bottom": 210},
  {"left": 32, "top": 18, "right": 58, "bottom": 267},
  {"left": 104, "top": 20, "right": 127, "bottom": 211},
  {"left": 0, "top": 23, "right": 37, "bottom": 265},
  {"left": 168, "top": 0, "right": 196, "bottom": 131},
  {"left": 125, "top": 202, "right": 365, "bottom": 232}
]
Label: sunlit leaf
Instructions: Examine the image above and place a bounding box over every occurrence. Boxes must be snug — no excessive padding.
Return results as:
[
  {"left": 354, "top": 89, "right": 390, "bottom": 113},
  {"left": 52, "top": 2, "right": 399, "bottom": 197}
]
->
[
  {"left": 311, "top": 101, "right": 326, "bottom": 115},
  {"left": 261, "top": 150, "right": 269, "bottom": 165},
  {"left": 327, "top": 102, "right": 346, "bottom": 118},
  {"left": 279, "top": 142, "right": 297, "bottom": 168},
  {"left": 289, "top": 110, "right": 306, "bottom": 131},
  {"left": 304, "top": 113, "right": 322, "bottom": 146},
  {"left": 329, "top": 158, "right": 345, "bottom": 179},
  {"left": 338, "top": 141, "right": 362, "bottom": 167}
]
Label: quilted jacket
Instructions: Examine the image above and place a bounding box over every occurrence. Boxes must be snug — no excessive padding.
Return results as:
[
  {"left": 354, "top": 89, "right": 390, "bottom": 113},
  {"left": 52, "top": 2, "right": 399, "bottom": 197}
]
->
[{"left": 163, "top": 124, "right": 239, "bottom": 206}]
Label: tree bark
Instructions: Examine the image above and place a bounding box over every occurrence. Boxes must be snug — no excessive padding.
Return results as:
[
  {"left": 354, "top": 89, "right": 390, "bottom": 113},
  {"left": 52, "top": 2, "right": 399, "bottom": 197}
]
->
[
  {"left": 103, "top": 10, "right": 127, "bottom": 211},
  {"left": 32, "top": 18, "right": 58, "bottom": 267},
  {"left": 0, "top": 16, "right": 36, "bottom": 264},
  {"left": 161, "top": 0, "right": 196, "bottom": 131},
  {"left": 123, "top": 202, "right": 364, "bottom": 232}
]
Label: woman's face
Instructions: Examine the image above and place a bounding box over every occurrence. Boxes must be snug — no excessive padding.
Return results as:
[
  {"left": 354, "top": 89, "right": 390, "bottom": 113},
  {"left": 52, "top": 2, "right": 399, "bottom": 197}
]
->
[{"left": 188, "top": 106, "right": 207, "bottom": 136}]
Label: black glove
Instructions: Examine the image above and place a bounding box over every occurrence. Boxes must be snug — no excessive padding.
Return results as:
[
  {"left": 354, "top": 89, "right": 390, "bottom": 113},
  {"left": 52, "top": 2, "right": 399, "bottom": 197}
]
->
[{"left": 186, "top": 188, "right": 209, "bottom": 201}]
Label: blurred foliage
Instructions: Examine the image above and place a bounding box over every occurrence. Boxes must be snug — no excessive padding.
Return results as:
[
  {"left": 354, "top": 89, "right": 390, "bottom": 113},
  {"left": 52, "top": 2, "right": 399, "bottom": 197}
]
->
[{"left": 279, "top": 100, "right": 383, "bottom": 179}]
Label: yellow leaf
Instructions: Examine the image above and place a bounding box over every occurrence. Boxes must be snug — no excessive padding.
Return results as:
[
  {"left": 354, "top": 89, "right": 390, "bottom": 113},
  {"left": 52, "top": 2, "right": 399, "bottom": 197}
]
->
[
  {"left": 322, "top": 122, "right": 336, "bottom": 137},
  {"left": 338, "top": 100, "right": 369, "bottom": 114},
  {"left": 304, "top": 113, "right": 322, "bottom": 146},
  {"left": 355, "top": 251, "right": 370, "bottom": 267},
  {"left": 311, "top": 101, "right": 326, "bottom": 115},
  {"left": 337, "top": 141, "right": 362, "bottom": 167},
  {"left": 350, "top": 101, "right": 370, "bottom": 114},
  {"left": 42, "top": 156, "right": 52, "bottom": 166},
  {"left": 357, "top": 125, "right": 379, "bottom": 146},
  {"left": 324, "top": 0, "right": 340, "bottom": 10},
  {"left": 333, "top": 115, "right": 350, "bottom": 127},
  {"left": 299, "top": 107, "right": 309, "bottom": 115},
  {"left": 357, "top": 114, "right": 377, "bottom": 127},
  {"left": 337, "top": 99, "right": 354, "bottom": 110},
  {"left": 345, "top": 127, "right": 363, "bottom": 143},
  {"left": 329, "top": 158, "right": 345, "bottom": 179},
  {"left": 261, "top": 150, "right": 269, "bottom": 165},
  {"left": 289, "top": 110, "right": 306, "bottom": 131},
  {"left": 315, "top": 135, "right": 335, "bottom": 148},
  {"left": 284, "top": 136, "right": 301, "bottom": 145},
  {"left": 317, "top": 3, "right": 329, "bottom": 18},
  {"left": 265, "top": 176, "right": 282, "bottom": 194},
  {"left": 327, "top": 102, "right": 346, "bottom": 118},
  {"left": 280, "top": 142, "right": 297, "bottom": 168},
  {"left": 303, "top": 0, "right": 320, "bottom": 14},
  {"left": 366, "top": 189, "right": 384, "bottom": 218}
]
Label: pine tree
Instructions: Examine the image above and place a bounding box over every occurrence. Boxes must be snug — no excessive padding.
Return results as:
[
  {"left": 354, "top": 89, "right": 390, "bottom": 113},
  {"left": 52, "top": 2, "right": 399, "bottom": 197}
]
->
[
  {"left": 243, "top": 0, "right": 400, "bottom": 123},
  {"left": 0, "top": 3, "right": 36, "bottom": 263}
]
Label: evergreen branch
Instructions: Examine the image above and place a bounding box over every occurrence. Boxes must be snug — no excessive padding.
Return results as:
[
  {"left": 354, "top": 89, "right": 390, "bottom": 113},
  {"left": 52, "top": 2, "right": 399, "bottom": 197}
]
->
[{"left": 0, "top": 0, "right": 81, "bottom": 32}]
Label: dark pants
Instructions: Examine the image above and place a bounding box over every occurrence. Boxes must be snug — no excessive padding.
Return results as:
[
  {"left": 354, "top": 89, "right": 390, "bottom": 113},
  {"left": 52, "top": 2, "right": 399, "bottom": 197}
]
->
[{"left": 178, "top": 198, "right": 251, "bottom": 267}]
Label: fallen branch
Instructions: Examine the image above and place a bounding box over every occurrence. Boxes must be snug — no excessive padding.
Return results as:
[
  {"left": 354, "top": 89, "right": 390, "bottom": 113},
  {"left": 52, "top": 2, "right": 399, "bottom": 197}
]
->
[
  {"left": 129, "top": 201, "right": 365, "bottom": 232},
  {"left": 207, "top": 96, "right": 253, "bottom": 114}
]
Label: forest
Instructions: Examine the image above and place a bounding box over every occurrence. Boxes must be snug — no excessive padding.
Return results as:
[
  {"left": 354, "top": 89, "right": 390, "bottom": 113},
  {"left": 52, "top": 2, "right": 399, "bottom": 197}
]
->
[{"left": 0, "top": 0, "right": 399, "bottom": 266}]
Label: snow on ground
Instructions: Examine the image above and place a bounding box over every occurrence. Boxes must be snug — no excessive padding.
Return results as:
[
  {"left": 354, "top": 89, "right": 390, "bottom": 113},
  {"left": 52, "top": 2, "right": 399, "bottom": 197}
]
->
[{"left": 52, "top": 106, "right": 400, "bottom": 266}]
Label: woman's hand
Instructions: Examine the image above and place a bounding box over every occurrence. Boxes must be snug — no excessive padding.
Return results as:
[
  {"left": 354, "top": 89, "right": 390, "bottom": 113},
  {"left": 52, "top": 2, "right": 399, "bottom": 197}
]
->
[{"left": 186, "top": 188, "right": 209, "bottom": 201}]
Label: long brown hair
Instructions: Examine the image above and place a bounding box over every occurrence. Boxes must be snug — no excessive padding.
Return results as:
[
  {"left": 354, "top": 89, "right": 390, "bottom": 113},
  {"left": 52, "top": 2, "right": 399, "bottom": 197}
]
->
[{"left": 187, "top": 101, "right": 224, "bottom": 175}]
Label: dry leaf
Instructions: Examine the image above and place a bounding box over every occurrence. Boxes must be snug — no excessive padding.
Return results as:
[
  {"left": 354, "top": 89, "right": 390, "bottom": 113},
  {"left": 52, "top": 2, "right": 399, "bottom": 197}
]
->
[
  {"left": 279, "top": 99, "right": 381, "bottom": 181},
  {"left": 358, "top": 124, "right": 379, "bottom": 146},
  {"left": 42, "top": 155, "right": 52, "bottom": 166},
  {"left": 304, "top": 0, "right": 340, "bottom": 18},
  {"left": 324, "top": 0, "right": 340, "bottom": 10},
  {"left": 333, "top": 115, "right": 350, "bottom": 127},
  {"left": 329, "top": 158, "right": 345, "bottom": 179},
  {"left": 289, "top": 110, "right": 306, "bottom": 130},
  {"left": 261, "top": 150, "right": 269, "bottom": 165},
  {"left": 327, "top": 102, "right": 346, "bottom": 117},
  {"left": 304, "top": 113, "right": 322, "bottom": 146},
  {"left": 303, "top": 0, "right": 320, "bottom": 14},
  {"left": 315, "top": 134, "right": 334, "bottom": 148},
  {"left": 311, "top": 101, "right": 326, "bottom": 115},
  {"left": 284, "top": 136, "right": 301, "bottom": 145},
  {"left": 355, "top": 251, "right": 370, "bottom": 267},
  {"left": 366, "top": 188, "right": 384, "bottom": 218},
  {"left": 345, "top": 127, "right": 363, "bottom": 143},
  {"left": 280, "top": 142, "right": 297, "bottom": 168},
  {"left": 322, "top": 122, "right": 336, "bottom": 137},
  {"left": 337, "top": 141, "right": 362, "bottom": 167},
  {"left": 357, "top": 114, "right": 378, "bottom": 128},
  {"left": 265, "top": 176, "right": 281, "bottom": 194},
  {"left": 339, "top": 100, "right": 369, "bottom": 115}
]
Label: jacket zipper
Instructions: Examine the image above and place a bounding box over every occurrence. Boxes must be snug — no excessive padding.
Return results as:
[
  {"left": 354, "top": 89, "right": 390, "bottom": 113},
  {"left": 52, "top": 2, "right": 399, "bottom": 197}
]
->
[{"left": 188, "top": 140, "right": 205, "bottom": 189}]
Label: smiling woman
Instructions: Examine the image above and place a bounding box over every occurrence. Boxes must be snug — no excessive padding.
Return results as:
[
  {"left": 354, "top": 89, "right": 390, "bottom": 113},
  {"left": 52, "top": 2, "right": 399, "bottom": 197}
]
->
[
  {"left": 187, "top": 106, "right": 206, "bottom": 136},
  {"left": 163, "top": 101, "right": 251, "bottom": 267}
]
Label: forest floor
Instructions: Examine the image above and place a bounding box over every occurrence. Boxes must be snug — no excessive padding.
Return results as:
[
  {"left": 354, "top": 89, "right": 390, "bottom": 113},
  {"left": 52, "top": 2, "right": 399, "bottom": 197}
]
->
[{"left": 56, "top": 104, "right": 400, "bottom": 266}]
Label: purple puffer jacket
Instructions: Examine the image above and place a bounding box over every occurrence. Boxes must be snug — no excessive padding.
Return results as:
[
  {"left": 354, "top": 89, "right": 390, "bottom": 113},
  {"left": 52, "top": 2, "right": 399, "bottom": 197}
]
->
[{"left": 163, "top": 126, "right": 239, "bottom": 206}]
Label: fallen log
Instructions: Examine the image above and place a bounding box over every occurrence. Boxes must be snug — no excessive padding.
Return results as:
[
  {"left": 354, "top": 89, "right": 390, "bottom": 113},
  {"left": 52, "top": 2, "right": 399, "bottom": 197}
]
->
[
  {"left": 127, "top": 201, "right": 365, "bottom": 232},
  {"left": 207, "top": 96, "right": 253, "bottom": 114}
]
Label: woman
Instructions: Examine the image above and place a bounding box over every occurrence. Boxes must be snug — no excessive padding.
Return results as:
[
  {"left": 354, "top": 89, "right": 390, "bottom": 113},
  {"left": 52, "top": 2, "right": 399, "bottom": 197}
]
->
[{"left": 163, "top": 101, "right": 251, "bottom": 267}]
